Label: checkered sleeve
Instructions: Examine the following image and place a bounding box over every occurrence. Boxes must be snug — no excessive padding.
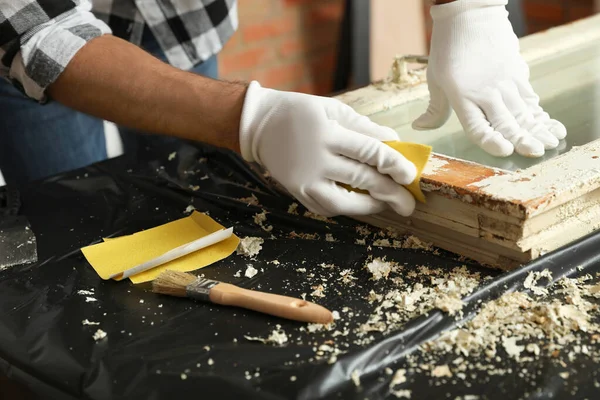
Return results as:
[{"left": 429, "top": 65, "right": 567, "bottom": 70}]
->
[{"left": 0, "top": 0, "right": 112, "bottom": 102}]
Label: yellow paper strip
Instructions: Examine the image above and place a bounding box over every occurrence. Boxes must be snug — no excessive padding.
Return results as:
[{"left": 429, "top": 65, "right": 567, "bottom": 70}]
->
[
  {"left": 339, "top": 141, "right": 432, "bottom": 203},
  {"left": 80, "top": 211, "right": 240, "bottom": 284}
]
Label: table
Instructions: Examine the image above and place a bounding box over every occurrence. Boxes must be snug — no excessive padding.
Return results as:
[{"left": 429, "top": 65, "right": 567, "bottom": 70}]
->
[{"left": 1, "top": 140, "right": 599, "bottom": 400}]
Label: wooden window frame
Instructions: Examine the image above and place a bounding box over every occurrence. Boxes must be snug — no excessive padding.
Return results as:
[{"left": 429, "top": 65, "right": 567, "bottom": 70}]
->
[{"left": 334, "top": 15, "right": 600, "bottom": 269}]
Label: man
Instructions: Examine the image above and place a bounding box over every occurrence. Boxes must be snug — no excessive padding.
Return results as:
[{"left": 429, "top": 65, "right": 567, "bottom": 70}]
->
[{"left": 0, "top": 0, "right": 566, "bottom": 219}]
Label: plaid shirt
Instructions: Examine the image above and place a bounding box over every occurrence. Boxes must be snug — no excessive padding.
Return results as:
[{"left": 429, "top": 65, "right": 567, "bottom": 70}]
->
[{"left": 0, "top": 0, "right": 238, "bottom": 102}]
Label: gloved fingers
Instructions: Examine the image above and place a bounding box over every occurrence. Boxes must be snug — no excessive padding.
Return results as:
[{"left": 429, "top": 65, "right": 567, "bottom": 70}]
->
[
  {"left": 453, "top": 99, "right": 515, "bottom": 157},
  {"left": 306, "top": 183, "right": 388, "bottom": 216},
  {"left": 516, "top": 80, "right": 568, "bottom": 140},
  {"left": 330, "top": 127, "right": 417, "bottom": 186},
  {"left": 325, "top": 156, "right": 416, "bottom": 217},
  {"left": 477, "top": 89, "right": 546, "bottom": 157},
  {"left": 412, "top": 77, "right": 452, "bottom": 131},
  {"left": 498, "top": 81, "right": 559, "bottom": 151},
  {"left": 327, "top": 101, "right": 398, "bottom": 141}
]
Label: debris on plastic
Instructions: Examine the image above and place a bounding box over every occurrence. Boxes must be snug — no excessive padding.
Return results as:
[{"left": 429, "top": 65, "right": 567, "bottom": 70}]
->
[
  {"left": 239, "top": 194, "right": 260, "bottom": 206},
  {"left": 365, "top": 257, "right": 396, "bottom": 280},
  {"left": 244, "top": 326, "right": 288, "bottom": 346},
  {"left": 236, "top": 237, "right": 264, "bottom": 258},
  {"left": 253, "top": 210, "right": 273, "bottom": 232},
  {"left": 92, "top": 329, "right": 107, "bottom": 341},
  {"left": 245, "top": 265, "right": 258, "bottom": 278}
]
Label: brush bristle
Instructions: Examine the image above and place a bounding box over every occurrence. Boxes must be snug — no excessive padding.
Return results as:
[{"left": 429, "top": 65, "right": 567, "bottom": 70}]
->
[{"left": 152, "top": 270, "right": 197, "bottom": 297}]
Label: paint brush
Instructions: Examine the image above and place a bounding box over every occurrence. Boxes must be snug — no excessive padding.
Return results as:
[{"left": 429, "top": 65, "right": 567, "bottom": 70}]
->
[{"left": 152, "top": 270, "right": 334, "bottom": 324}]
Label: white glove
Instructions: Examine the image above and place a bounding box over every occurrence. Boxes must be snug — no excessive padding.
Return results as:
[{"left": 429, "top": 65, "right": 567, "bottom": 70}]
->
[
  {"left": 413, "top": 0, "right": 566, "bottom": 158},
  {"left": 239, "top": 81, "right": 418, "bottom": 217}
]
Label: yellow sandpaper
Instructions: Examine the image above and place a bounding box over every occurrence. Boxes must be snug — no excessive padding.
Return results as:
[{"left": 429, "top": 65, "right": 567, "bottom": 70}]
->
[
  {"left": 80, "top": 211, "right": 240, "bottom": 284},
  {"left": 340, "top": 141, "right": 432, "bottom": 203}
]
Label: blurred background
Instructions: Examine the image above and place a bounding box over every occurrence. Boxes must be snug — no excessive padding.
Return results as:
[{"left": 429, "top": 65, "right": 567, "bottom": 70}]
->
[{"left": 1, "top": 0, "right": 599, "bottom": 187}]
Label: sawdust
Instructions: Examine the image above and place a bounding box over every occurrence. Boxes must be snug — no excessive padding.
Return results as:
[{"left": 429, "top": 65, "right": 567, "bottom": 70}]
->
[
  {"left": 287, "top": 202, "right": 337, "bottom": 224},
  {"left": 357, "top": 266, "right": 481, "bottom": 338},
  {"left": 244, "top": 325, "right": 288, "bottom": 346},
  {"left": 288, "top": 232, "right": 319, "bottom": 240},
  {"left": 239, "top": 194, "right": 260, "bottom": 206},
  {"left": 253, "top": 210, "right": 273, "bottom": 232},
  {"left": 236, "top": 237, "right": 264, "bottom": 258},
  {"left": 421, "top": 270, "right": 600, "bottom": 376}
]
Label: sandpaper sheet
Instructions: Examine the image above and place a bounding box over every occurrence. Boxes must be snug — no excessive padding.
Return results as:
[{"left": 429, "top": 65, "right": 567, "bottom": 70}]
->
[{"left": 80, "top": 211, "right": 239, "bottom": 283}]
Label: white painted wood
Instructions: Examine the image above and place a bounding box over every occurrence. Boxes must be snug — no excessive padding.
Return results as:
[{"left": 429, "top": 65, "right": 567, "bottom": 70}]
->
[{"left": 335, "top": 14, "right": 600, "bottom": 269}]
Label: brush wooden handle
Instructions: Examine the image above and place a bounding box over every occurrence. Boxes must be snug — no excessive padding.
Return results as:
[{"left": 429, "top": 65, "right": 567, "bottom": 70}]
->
[{"left": 209, "top": 283, "right": 334, "bottom": 324}]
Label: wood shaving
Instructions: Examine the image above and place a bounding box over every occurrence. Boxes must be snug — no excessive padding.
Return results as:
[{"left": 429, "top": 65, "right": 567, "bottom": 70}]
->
[
  {"left": 303, "top": 211, "right": 336, "bottom": 224},
  {"left": 402, "top": 235, "right": 433, "bottom": 251},
  {"left": 339, "top": 269, "right": 358, "bottom": 286},
  {"left": 92, "top": 329, "right": 107, "bottom": 341},
  {"left": 245, "top": 265, "right": 258, "bottom": 278},
  {"left": 184, "top": 205, "right": 195, "bottom": 213},
  {"left": 77, "top": 289, "right": 94, "bottom": 295},
  {"left": 431, "top": 365, "right": 452, "bottom": 378},
  {"left": 82, "top": 319, "right": 100, "bottom": 326},
  {"left": 356, "top": 225, "right": 372, "bottom": 236},
  {"left": 390, "top": 368, "right": 407, "bottom": 386},
  {"left": 358, "top": 266, "right": 481, "bottom": 339},
  {"left": 239, "top": 194, "right": 260, "bottom": 206},
  {"left": 253, "top": 210, "right": 273, "bottom": 232},
  {"left": 85, "top": 297, "right": 97, "bottom": 303},
  {"left": 390, "top": 389, "right": 411, "bottom": 398},
  {"left": 288, "top": 231, "right": 319, "bottom": 240},
  {"left": 168, "top": 152, "right": 176, "bottom": 160},
  {"left": 351, "top": 370, "right": 361, "bottom": 387},
  {"left": 523, "top": 269, "right": 553, "bottom": 296},
  {"left": 311, "top": 284, "right": 326, "bottom": 298},
  {"left": 325, "top": 233, "right": 336, "bottom": 242},
  {"left": 421, "top": 274, "right": 600, "bottom": 371},
  {"left": 365, "top": 257, "right": 397, "bottom": 280},
  {"left": 244, "top": 326, "right": 288, "bottom": 346},
  {"left": 236, "top": 237, "right": 264, "bottom": 258},
  {"left": 433, "top": 293, "right": 465, "bottom": 316}
]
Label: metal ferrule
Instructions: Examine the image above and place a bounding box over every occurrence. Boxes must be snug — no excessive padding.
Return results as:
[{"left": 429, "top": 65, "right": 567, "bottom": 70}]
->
[{"left": 186, "top": 278, "right": 219, "bottom": 302}]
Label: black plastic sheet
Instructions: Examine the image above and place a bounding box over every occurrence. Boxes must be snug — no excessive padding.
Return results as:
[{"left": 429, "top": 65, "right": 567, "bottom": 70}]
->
[{"left": 1, "top": 139, "right": 600, "bottom": 400}]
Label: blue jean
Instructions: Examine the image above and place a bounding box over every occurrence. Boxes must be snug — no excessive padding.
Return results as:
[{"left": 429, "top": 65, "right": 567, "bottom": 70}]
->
[{"left": 0, "top": 27, "right": 218, "bottom": 188}]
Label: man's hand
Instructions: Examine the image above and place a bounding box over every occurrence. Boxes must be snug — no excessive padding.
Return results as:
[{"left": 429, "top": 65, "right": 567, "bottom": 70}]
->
[
  {"left": 239, "top": 81, "right": 418, "bottom": 217},
  {"left": 413, "top": 0, "right": 566, "bottom": 158}
]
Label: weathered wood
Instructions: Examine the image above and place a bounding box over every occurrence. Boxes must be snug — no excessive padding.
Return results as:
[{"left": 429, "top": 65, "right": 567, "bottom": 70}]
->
[{"left": 334, "top": 14, "right": 600, "bottom": 269}]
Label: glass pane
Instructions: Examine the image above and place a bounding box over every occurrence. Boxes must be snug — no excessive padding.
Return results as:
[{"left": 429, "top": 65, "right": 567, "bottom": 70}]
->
[{"left": 369, "top": 39, "right": 600, "bottom": 171}]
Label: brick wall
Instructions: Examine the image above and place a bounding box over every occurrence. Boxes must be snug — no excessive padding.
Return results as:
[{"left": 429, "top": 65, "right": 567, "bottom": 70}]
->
[
  {"left": 423, "top": 1, "right": 597, "bottom": 44},
  {"left": 523, "top": 0, "right": 595, "bottom": 33},
  {"left": 218, "top": 0, "right": 344, "bottom": 96}
]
